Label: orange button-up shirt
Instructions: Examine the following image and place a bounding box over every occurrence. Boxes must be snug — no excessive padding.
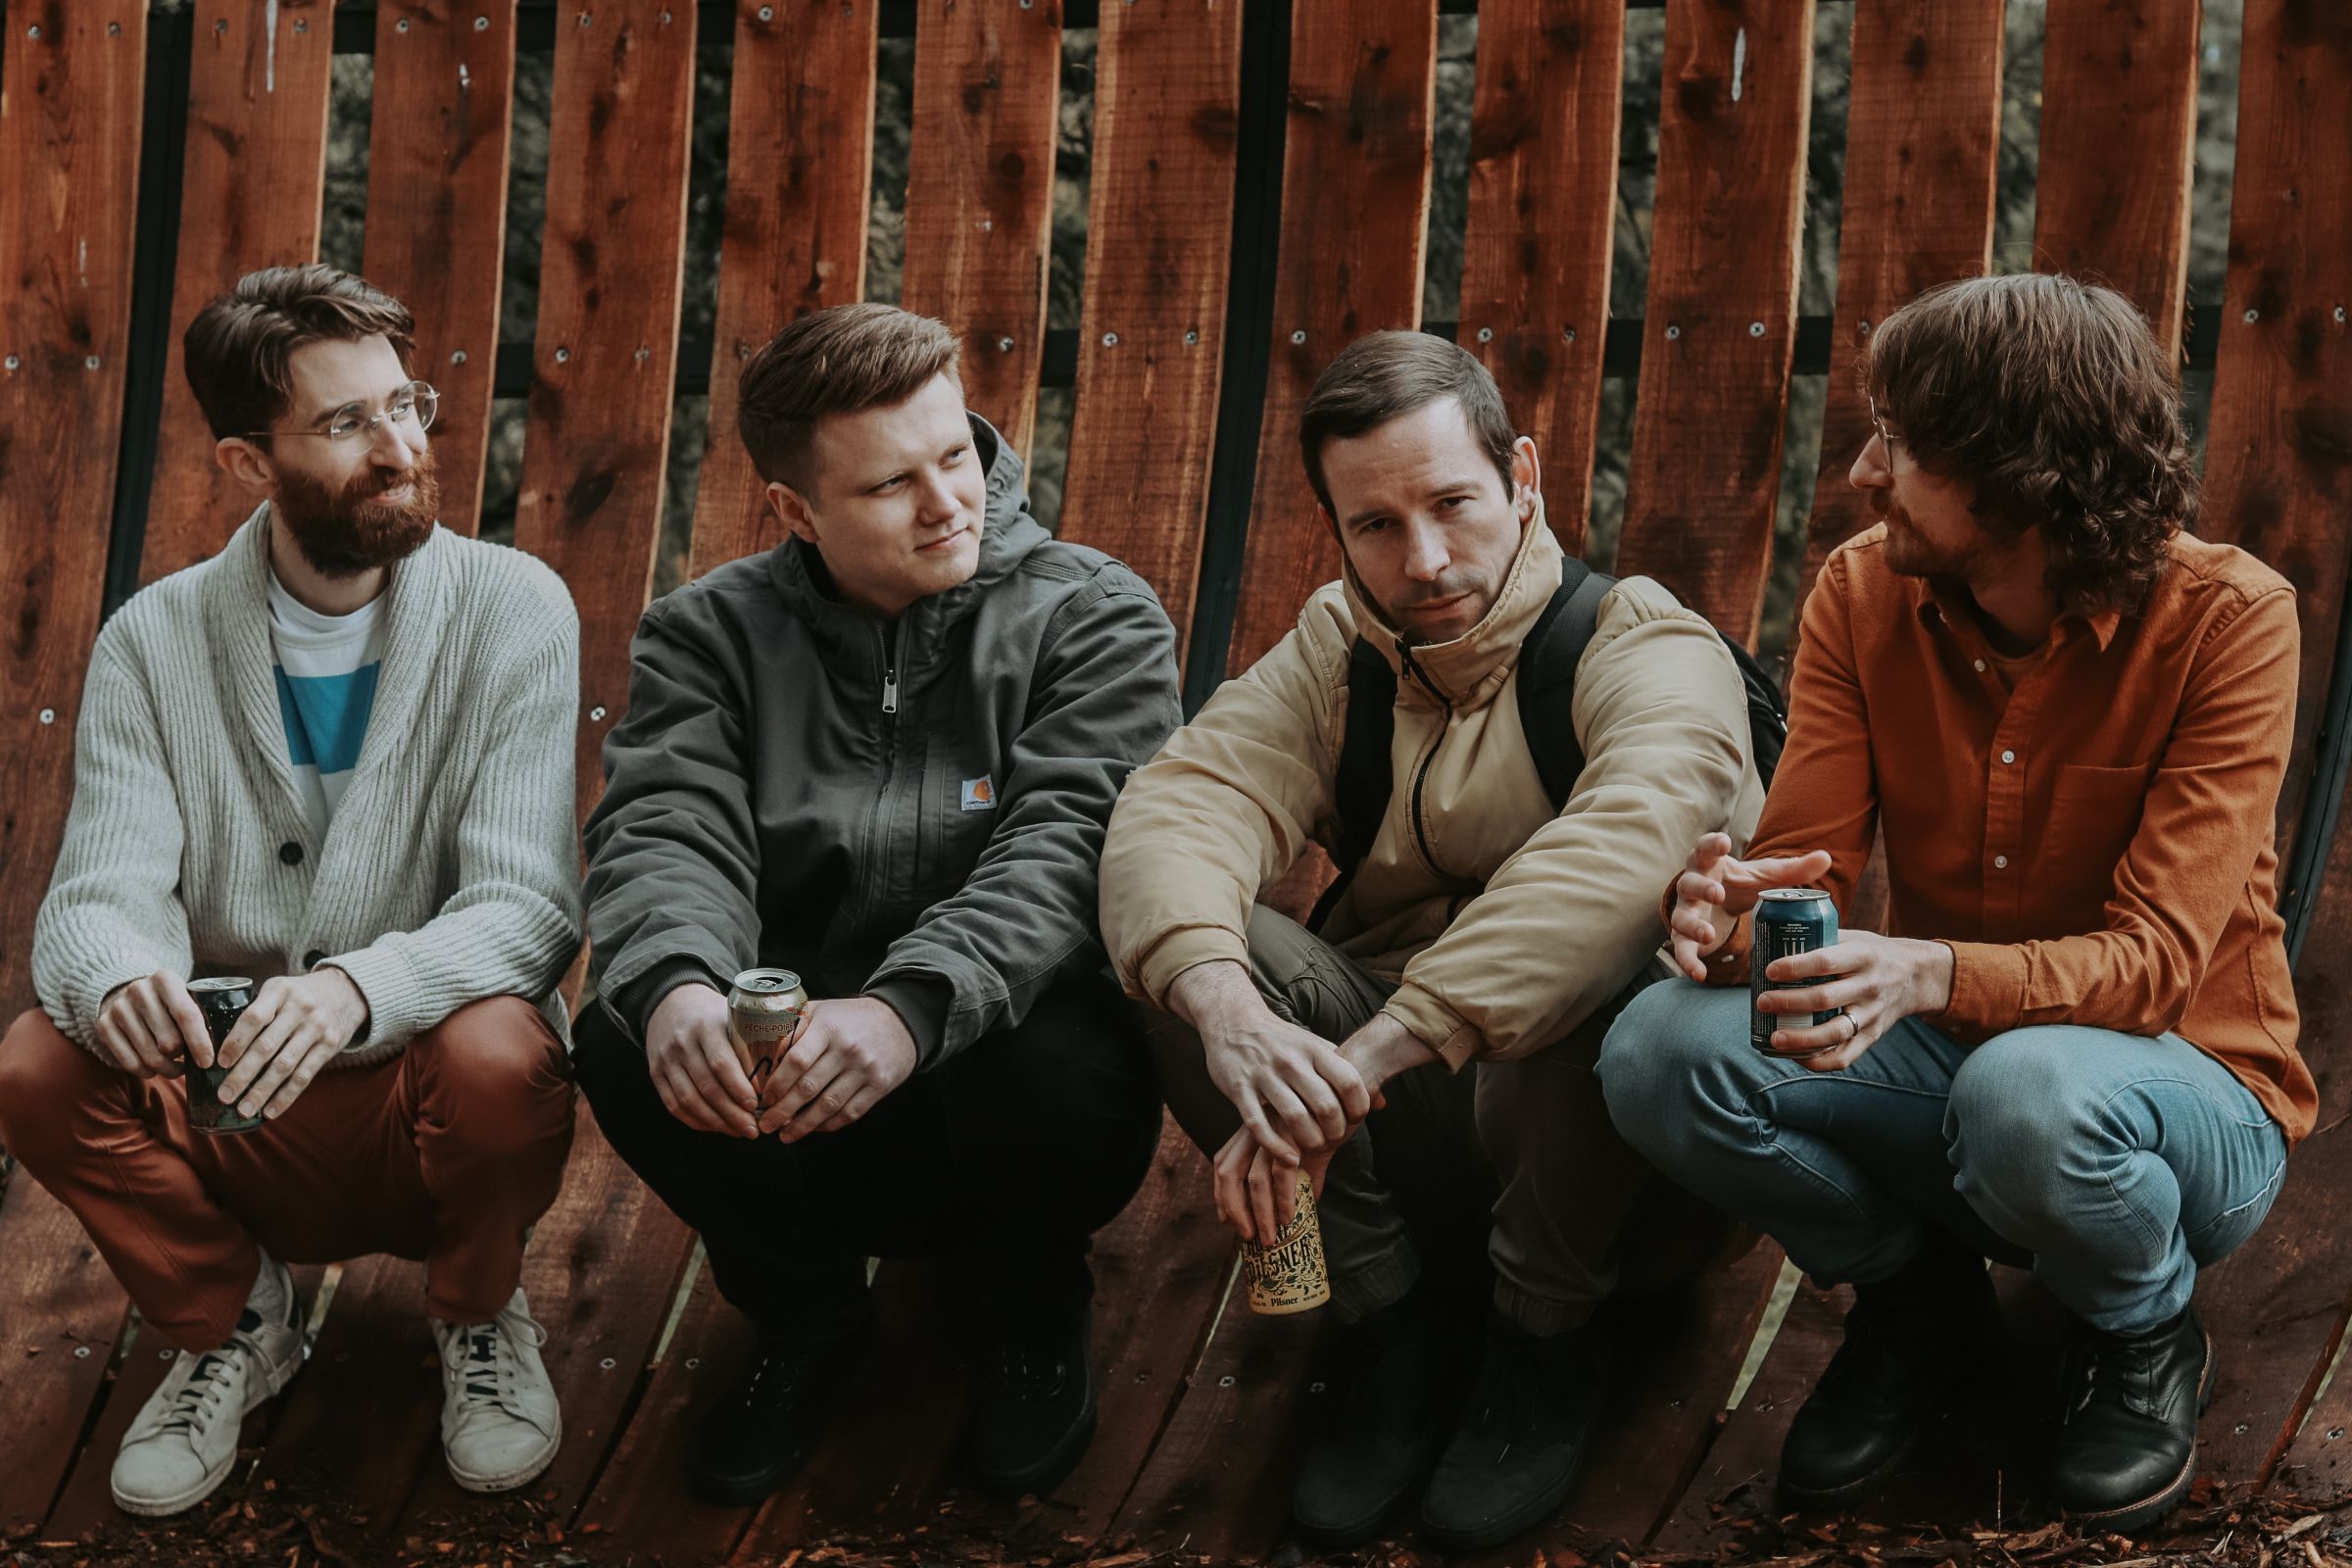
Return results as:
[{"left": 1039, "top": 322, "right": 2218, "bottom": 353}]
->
[{"left": 1709, "top": 525, "right": 2313, "bottom": 1144}]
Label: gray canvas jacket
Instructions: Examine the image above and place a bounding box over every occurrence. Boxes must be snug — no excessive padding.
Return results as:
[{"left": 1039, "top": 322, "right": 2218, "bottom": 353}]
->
[{"left": 583, "top": 416, "right": 1183, "bottom": 1066}]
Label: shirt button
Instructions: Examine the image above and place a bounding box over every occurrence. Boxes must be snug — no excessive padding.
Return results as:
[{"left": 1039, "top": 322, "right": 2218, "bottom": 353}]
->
[
  {"left": 279, "top": 842, "right": 304, "bottom": 865},
  {"left": 1999, "top": 750, "right": 2016, "bottom": 764},
  {"left": 1994, "top": 855, "right": 2009, "bottom": 869}
]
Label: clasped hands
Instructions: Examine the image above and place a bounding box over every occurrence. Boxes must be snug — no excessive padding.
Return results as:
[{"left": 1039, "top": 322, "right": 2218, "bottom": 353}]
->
[
  {"left": 1668, "top": 831, "right": 1954, "bottom": 1072},
  {"left": 96, "top": 966, "right": 371, "bottom": 1120},
  {"left": 644, "top": 982, "right": 915, "bottom": 1142},
  {"left": 1170, "top": 959, "right": 1435, "bottom": 1248}
]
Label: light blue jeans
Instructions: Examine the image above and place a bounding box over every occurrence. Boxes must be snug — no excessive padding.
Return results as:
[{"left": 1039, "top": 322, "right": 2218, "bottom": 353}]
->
[{"left": 1596, "top": 980, "right": 2289, "bottom": 1333}]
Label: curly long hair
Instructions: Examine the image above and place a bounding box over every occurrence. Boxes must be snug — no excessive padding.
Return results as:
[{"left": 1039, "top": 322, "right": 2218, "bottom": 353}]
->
[{"left": 1863, "top": 274, "right": 2194, "bottom": 616}]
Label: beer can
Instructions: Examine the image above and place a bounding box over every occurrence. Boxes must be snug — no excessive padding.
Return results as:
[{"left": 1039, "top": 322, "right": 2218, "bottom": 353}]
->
[
  {"left": 1243, "top": 1170, "right": 1333, "bottom": 1316},
  {"left": 727, "top": 967, "right": 809, "bottom": 1097},
  {"left": 1750, "top": 888, "right": 1845, "bottom": 1056},
  {"left": 185, "top": 977, "right": 266, "bottom": 1135}
]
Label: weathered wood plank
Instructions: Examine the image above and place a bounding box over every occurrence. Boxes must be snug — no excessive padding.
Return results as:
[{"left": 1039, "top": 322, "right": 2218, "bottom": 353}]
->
[
  {"left": 0, "top": 1176, "right": 133, "bottom": 1535},
  {"left": 1796, "top": 0, "right": 2003, "bottom": 610},
  {"left": 508, "top": 0, "right": 696, "bottom": 820},
  {"left": 900, "top": 0, "right": 1062, "bottom": 463},
  {"left": 1614, "top": 0, "right": 1818, "bottom": 644},
  {"left": 683, "top": 0, "right": 878, "bottom": 580},
  {"left": 1222, "top": 0, "right": 1438, "bottom": 676},
  {"left": 359, "top": 0, "right": 519, "bottom": 539},
  {"left": 1055, "top": 0, "right": 1242, "bottom": 657},
  {"left": 2031, "top": 0, "right": 2200, "bottom": 355},
  {"left": 1458, "top": 0, "right": 1625, "bottom": 561},
  {"left": 2194, "top": 0, "right": 2352, "bottom": 865},
  {"left": 138, "top": 0, "right": 337, "bottom": 585},
  {"left": 0, "top": 0, "right": 148, "bottom": 1014}
]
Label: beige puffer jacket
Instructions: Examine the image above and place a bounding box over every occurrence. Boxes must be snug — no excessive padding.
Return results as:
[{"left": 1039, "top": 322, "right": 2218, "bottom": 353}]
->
[{"left": 1100, "top": 507, "right": 1766, "bottom": 1067}]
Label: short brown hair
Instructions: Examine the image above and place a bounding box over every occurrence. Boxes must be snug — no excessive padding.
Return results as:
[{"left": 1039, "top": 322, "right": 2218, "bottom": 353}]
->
[
  {"left": 1864, "top": 273, "right": 2194, "bottom": 615},
  {"left": 184, "top": 264, "right": 417, "bottom": 440},
  {"left": 1298, "top": 331, "right": 1518, "bottom": 515},
  {"left": 736, "top": 304, "right": 963, "bottom": 490}
]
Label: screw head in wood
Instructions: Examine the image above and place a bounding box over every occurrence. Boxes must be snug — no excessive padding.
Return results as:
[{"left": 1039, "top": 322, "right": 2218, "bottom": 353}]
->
[
  {"left": 2244, "top": 308, "right": 2259, "bottom": 323},
  {"left": 1665, "top": 324, "right": 1681, "bottom": 340},
  {"left": 1476, "top": 326, "right": 1494, "bottom": 342},
  {"left": 997, "top": 336, "right": 1015, "bottom": 353},
  {"left": 397, "top": 16, "right": 411, "bottom": 30},
  {"left": 600, "top": 1356, "right": 617, "bottom": 1369},
  {"left": 1562, "top": 325, "right": 1577, "bottom": 342},
  {"left": 1748, "top": 320, "right": 1765, "bottom": 337},
  {"left": 555, "top": 347, "right": 571, "bottom": 363},
  {"left": 294, "top": 17, "right": 308, "bottom": 31},
  {"left": 590, "top": 705, "right": 609, "bottom": 721},
  {"left": 25, "top": 24, "right": 39, "bottom": 38},
  {"left": 1184, "top": 329, "right": 1200, "bottom": 345},
  {"left": 74, "top": 1346, "right": 90, "bottom": 1358},
  {"left": 1291, "top": 329, "right": 1306, "bottom": 345},
  {"left": 38, "top": 709, "right": 55, "bottom": 725},
  {"left": 2, "top": 356, "right": 18, "bottom": 371},
  {"left": 477, "top": 15, "right": 492, "bottom": 29},
  {"left": 451, "top": 349, "right": 467, "bottom": 365},
  {"left": 85, "top": 356, "right": 101, "bottom": 370},
  {"left": 1102, "top": 332, "right": 1118, "bottom": 347},
  {"left": 759, "top": 4, "right": 775, "bottom": 18}
]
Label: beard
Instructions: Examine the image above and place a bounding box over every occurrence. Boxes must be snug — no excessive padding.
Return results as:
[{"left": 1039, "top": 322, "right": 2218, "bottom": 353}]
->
[
  {"left": 272, "top": 451, "right": 441, "bottom": 578},
  {"left": 1872, "top": 492, "right": 1984, "bottom": 581}
]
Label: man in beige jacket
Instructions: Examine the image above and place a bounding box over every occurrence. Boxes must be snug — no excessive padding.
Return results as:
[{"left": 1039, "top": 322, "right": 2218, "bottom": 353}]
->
[{"left": 1099, "top": 332, "right": 1763, "bottom": 1550}]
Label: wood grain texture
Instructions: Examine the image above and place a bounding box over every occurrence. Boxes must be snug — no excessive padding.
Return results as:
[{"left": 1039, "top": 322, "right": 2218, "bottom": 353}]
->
[
  {"left": 138, "top": 0, "right": 337, "bottom": 584},
  {"left": 1222, "top": 0, "right": 1438, "bottom": 676},
  {"left": 1055, "top": 0, "right": 1242, "bottom": 658},
  {"left": 1614, "top": 0, "right": 1818, "bottom": 644},
  {"left": 901, "top": 0, "right": 1063, "bottom": 463},
  {"left": 684, "top": 0, "right": 879, "bottom": 579},
  {"left": 1796, "top": 0, "right": 2003, "bottom": 610},
  {"left": 1458, "top": 0, "right": 1625, "bottom": 560},
  {"left": 360, "top": 0, "right": 519, "bottom": 538},
  {"left": 0, "top": 0, "right": 148, "bottom": 1016},
  {"left": 2031, "top": 0, "right": 2200, "bottom": 354},
  {"left": 509, "top": 0, "right": 696, "bottom": 820},
  {"left": 0, "top": 1177, "right": 134, "bottom": 1534},
  {"left": 2194, "top": 0, "right": 2352, "bottom": 863}
]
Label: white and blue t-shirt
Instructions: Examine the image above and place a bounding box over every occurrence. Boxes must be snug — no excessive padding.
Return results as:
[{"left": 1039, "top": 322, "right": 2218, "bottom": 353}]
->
[{"left": 268, "top": 574, "right": 388, "bottom": 836}]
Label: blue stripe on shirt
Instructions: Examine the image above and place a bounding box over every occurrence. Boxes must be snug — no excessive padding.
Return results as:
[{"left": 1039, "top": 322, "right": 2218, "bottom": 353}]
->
[{"left": 274, "top": 663, "right": 381, "bottom": 774}]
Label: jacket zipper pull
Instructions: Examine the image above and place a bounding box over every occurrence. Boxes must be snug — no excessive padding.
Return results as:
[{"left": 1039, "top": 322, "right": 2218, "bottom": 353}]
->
[{"left": 882, "top": 665, "right": 900, "bottom": 715}]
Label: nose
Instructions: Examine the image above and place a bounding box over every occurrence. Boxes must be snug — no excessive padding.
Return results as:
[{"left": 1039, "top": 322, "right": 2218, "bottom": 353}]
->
[
  {"left": 1848, "top": 427, "right": 1891, "bottom": 493},
  {"left": 915, "top": 467, "right": 959, "bottom": 523},
  {"left": 1401, "top": 518, "right": 1450, "bottom": 583},
  {"left": 371, "top": 416, "right": 424, "bottom": 470}
]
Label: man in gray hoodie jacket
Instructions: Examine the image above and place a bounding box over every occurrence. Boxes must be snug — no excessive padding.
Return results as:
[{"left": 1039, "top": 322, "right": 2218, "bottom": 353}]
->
[{"left": 576, "top": 304, "right": 1179, "bottom": 1504}]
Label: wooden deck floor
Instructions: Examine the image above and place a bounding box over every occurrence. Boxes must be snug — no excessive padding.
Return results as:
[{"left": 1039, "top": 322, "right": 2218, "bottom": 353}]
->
[{"left": 3, "top": 1103, "right": 2350, "bottom": 1567}]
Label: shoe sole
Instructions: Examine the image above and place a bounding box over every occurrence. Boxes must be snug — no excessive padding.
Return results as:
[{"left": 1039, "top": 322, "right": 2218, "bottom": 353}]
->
[
  {"left": 113, "top": 1310, "right": 307, "bottom": 1518},
  {"left": 2061, "top": 1328, "right": 2216, "bottom": 1537},
  {"left": 447, "top": 1408, "right": 564, "bottom": 1495}
]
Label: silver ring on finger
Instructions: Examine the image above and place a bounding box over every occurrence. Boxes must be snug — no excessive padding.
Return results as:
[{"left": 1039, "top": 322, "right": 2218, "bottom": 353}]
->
[{"left": 1840, "top": 1012, "right": 1859, "bottom": 1043}]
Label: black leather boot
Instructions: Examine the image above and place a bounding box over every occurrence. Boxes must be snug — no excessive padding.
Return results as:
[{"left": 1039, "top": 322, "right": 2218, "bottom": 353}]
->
[
  {"left": 1292, "top": 1281, "right": 1458, "bottom": 1545},
  {"left": 2048, "top": 1302, "right": 2213, "bottom": 1534},
  {"left": 1778, "top": 1241, "right": 1995, "bottom": 1507},
  {"left": 964, "top": 1300, "right": 1099, "bottom": 1496},
  {"left": 690, "top": 1323, "right": 870, "bottom": 1504},
  {"left": 1419, "top": 1314, "right": 1608, "bottom": 1551}
]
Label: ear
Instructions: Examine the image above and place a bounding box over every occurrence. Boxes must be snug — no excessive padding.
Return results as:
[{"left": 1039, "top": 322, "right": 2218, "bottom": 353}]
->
[
  {"left": 765, "top": 479, "right": 821, "bottom": 546},
  {"left": 214, "top": 437, "right": 276, "bottom": 498},
  {"left": 1510, "top": 435, "right": 1542, "bottom": 521}
]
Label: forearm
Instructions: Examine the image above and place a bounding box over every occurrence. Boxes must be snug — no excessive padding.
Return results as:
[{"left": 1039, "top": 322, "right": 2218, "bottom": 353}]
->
[{"left": 1341, "top": 1011, "right": 1440, "bottom": 1092}]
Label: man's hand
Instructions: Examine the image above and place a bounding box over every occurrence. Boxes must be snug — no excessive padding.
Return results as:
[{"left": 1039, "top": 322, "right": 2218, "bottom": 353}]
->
[
  {"left": 216, "top": 968, "right": 372, "bottom": 1119},
  {"left": 1168, "top": 960, "right": 1370, "bottom": 1164},
  {"left": 96, "top": 971, "right": 212, "bottom": 1078},
  {"left": 1754, "top": 929, "right": 1954, "bottom": 1072},
  {"left": 758, "top": 997, "right": 917, "bottom": 1143},
  {"left": 1212, "top": 1126, "right": 1338, "bottom": 1244},
  {"left": 646, "top": 982, "right": 760, "bottom": 1138},
  {"left": 1669, "top": 833, "right": 1837, "bottom": 981}
]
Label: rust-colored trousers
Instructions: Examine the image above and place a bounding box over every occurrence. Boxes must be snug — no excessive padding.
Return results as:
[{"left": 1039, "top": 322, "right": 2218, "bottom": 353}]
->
[{"left": 0, "top": 997, "right": 574, "bottom": 1352}]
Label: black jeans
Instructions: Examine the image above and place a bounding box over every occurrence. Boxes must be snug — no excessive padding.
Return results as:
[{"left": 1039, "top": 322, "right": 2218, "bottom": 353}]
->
[{"left": 573, "top": 966, "right": 1162, "bottom": 1339}]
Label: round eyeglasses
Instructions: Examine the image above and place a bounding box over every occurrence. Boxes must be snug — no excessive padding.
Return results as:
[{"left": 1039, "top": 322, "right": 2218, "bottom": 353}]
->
[{"left": 246, "top": 381, "right": 439, "bottom": 444}]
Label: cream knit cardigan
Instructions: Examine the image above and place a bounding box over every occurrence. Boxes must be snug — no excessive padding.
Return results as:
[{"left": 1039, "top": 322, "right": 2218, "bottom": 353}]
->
[{"left": 32, "top": 505, "right": 584, "bottom": 1066}]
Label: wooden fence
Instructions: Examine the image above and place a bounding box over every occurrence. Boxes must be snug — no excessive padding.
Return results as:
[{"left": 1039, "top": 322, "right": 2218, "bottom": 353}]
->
[{"left": 1, "top": 0, "right": 2349, "bottom": 1560}]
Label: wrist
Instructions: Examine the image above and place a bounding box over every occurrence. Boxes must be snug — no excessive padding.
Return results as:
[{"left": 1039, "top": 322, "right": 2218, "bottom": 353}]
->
[
  {"left": 1344, "top": 1014, "right": 1436, "bottom": 1092},
  {"left": 1908, "top": 939, "right": 1955, "bottom": 1014}
]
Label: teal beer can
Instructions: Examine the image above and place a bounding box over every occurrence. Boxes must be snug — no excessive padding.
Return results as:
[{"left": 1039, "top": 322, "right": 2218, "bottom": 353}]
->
[{"left": 1750, "top": 889, "right": 1844, "bottom": 1056}]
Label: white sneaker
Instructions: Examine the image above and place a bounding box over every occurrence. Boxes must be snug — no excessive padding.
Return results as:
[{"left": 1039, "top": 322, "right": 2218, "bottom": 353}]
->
[
  {"left": 112, "top": 1257, "right": 304, "bottom": 1516},
  {"left": 432, "top": 1288, "right": 563, "bottom": 1493}
]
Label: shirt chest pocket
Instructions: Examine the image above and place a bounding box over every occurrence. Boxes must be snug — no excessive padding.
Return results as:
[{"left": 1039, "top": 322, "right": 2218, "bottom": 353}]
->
[
  {"left": 914, "top": 732, "right": 1004, "bottom": 905},
  {"left": 2035, "top": 761, "right": 2153, "bottom": 904}
]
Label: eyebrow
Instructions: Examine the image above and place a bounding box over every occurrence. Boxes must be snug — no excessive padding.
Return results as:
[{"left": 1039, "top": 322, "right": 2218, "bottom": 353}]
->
[{"left": 296, "top": 385, "right": 408, "bottom": 427}]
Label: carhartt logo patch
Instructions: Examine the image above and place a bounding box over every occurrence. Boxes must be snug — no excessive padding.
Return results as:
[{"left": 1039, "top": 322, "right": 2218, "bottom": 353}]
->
[{"left": 960, "top": 775, "right": 997, "bottom": 811}]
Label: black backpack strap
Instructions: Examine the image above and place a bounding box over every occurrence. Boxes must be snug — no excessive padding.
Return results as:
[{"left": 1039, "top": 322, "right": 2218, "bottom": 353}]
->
[
  {"left": 1308, "top": 637, "right": 1397, "bottom": 932},
  {"left": 1516, "top": 559, "right": 1617, "bottom": 807}
]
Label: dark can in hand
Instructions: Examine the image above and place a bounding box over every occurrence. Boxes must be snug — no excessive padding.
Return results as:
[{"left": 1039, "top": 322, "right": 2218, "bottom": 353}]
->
[
  {"left": 727, "top": 967, "right": 809, "bottom": 1101},
  {"left": 1750, "top": 889, "right": 1845, "bottom": 1056},
  {"left": 185, "top": 977, "right": 266, "bottom": 1135}
]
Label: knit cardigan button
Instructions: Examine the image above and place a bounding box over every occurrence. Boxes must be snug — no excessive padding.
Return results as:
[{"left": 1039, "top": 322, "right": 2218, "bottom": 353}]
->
[
  {"left": 304, "top": 949, "right": 325, "bottom": 968},
  {"left": 279, "top": 841, "right": 304, "bottom": 865}
]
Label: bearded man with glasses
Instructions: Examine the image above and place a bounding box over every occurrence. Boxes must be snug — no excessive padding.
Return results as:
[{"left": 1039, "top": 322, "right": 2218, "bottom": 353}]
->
[{"left": 0, "top": 265, "right": 584, "bottom": 1516}]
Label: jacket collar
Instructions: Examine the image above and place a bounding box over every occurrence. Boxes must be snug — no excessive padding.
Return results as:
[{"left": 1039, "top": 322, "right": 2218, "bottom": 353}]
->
[{"left": 1339, "top": 498, "right": 1568, "bottom": 710}]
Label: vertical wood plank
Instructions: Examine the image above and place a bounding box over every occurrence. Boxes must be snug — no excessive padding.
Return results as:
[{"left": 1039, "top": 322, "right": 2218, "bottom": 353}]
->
[
  {"left": 509, "top": 0, "right": 696, "bottom": 818},
  {"left": 1222, "top": 0, "right": 1439, "bottom": 676},
  {"left": 360, "top": 0, "right": 520, "bottom": 539},
  {"left": 137, "top": 0, "right": 337, "bottom": 585},
  {"left": 0, "top": 0, "right": 148, "bottom": 1012},
  {"left": 683, "top": 0, "right": 879, "bottom": 579},
  {"left": 0, "top": 1180, "right": 134, "bottom": 1535},
  {"left": 1055, "top": 0, "right": 1242, "bottom": 658},
  {"left": 1795, "top": 0, "right": 2003, "bottom": 609},
  {"left": 1457, "top": 0, "right": 1625, "bottom": 561},
  {"left": 2031, "top": 0, "right": 2200, "bottom": 355},
  {"left": 2195, "top": 0, "right": 2352, "bottom": 860},
  {"left": 901, "top": 0, "right": 1063, "bottom": 463},
  {"left": 1613, "top": 0, "right": 1818, "bottom": 644}
]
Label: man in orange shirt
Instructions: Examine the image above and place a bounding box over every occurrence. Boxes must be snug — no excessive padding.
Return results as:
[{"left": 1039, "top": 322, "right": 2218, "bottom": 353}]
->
[{"left": 1598, "top": 275, "right": 2310, "bottom": 1535}]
